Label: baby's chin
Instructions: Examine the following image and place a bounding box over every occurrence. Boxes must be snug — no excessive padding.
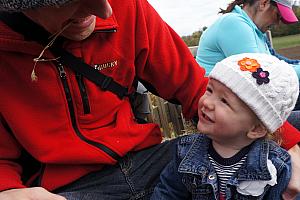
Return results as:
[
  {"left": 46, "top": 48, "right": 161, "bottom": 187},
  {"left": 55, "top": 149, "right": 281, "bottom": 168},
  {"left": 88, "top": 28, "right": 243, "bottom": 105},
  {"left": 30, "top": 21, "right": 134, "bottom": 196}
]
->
[{"left": 196, "top": 124, "right": 209, "bottom": 135}]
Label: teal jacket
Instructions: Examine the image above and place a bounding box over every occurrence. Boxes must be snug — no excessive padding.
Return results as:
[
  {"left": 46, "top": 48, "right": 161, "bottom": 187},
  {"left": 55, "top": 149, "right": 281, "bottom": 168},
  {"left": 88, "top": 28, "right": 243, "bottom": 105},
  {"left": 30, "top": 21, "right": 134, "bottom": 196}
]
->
[{"left": 196, "top": 5, "right": 300, "bottom": 78}]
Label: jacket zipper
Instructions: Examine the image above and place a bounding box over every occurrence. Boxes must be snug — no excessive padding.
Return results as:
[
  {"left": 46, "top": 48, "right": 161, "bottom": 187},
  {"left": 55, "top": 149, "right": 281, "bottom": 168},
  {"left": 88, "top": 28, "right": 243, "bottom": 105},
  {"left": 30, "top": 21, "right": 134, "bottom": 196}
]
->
[
  {"left": 36, "top": 164, "right": 45, "bottom": 186},
  {"left": 29, "top": 164, "right": 45, "bottom": 187},
  {"left": 75, "top": 73, "right": 91, "bottom": 114},
  {"left": 54, "top": 61, "right": 121, "bottom": 161},
  {"left": 94, "top": 28, "right": 117, "bottom": 33},
  {"left": 76, "top": 28, "right": 116, "bottom": 113}
]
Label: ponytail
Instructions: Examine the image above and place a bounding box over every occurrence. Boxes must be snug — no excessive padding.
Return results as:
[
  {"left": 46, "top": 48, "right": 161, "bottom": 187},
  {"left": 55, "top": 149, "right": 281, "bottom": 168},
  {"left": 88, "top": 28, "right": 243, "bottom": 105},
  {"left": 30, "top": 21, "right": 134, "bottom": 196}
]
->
[{"left": 219, "top": 0, "right": 258, "bottom": 14}]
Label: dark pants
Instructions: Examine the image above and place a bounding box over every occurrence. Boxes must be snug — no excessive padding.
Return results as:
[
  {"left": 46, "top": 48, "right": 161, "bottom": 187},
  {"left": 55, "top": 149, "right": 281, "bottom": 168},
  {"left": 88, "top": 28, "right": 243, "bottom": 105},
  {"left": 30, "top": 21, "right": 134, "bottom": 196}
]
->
[
  {"left": 287, "top": 111, "right": 300, "bottom": 131},
  {"left": 55, "top": 139, "right": 178, "bottom": 200},
  {"left": 294, "top": 90, "right": 300, "bottom": 111},
  {"left": 287, "top": 86, "right": 300, "bottom": 130}
]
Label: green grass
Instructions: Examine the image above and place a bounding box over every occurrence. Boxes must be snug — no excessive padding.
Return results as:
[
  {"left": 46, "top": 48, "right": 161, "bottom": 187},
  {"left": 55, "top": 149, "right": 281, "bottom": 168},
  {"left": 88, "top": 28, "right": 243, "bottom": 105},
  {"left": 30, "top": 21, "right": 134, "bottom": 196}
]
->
[{"left": 272, "top": 34, "right": 300, "bottom": 50}]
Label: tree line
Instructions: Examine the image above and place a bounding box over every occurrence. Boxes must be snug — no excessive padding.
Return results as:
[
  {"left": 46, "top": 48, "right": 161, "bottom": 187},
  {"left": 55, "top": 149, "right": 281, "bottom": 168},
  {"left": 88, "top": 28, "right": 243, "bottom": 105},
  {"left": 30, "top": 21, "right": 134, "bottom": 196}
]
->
[{"left": 182, "top": 7, "right": 300, "bottom": 47}]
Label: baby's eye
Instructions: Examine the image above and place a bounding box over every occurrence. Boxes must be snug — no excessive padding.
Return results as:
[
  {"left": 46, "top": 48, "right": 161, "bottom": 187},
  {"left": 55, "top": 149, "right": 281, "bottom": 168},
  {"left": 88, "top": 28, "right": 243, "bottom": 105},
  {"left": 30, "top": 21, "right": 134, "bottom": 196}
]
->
[
  {"left": 221, "top": 98, "right": 230, "bottom": 106},
  {"left": 206, "top": 87, "right": 212, "bottom": 93}
]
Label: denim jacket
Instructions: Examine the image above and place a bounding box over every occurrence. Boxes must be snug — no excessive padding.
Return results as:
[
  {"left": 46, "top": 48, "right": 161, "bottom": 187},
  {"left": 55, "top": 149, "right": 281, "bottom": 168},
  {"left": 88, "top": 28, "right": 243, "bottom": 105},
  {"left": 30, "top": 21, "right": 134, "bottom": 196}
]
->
[{"left": 151, "top": 134, "right": 291, "bottom": 200}]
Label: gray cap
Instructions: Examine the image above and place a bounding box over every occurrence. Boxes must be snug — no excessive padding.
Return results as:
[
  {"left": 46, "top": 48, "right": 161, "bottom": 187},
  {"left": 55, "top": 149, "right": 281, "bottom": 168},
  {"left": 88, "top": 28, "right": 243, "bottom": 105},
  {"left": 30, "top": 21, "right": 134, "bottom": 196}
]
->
[{"left": 0, "top": 0, "right": 74, "bottom": 12}]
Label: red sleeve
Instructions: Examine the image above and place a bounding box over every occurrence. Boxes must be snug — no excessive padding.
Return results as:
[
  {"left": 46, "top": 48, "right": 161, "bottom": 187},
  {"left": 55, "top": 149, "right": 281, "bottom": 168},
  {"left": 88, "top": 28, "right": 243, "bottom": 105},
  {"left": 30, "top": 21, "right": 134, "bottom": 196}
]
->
[
  {"left": 0, "top": 117, "right": 25, "bottom": 191},
  {"left": 134, "top": 0, "right": 208, "bottom": 119},
  {"left": 281, "top": 121, "right": 300, "bottom": 150}
]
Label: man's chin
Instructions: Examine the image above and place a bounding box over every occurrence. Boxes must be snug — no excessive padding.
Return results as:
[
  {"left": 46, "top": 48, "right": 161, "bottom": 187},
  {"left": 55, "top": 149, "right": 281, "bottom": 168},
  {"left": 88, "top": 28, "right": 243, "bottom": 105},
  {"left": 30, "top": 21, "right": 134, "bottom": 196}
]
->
[{"left": 63, "top": 31, "right": 93, "bottom": 41}]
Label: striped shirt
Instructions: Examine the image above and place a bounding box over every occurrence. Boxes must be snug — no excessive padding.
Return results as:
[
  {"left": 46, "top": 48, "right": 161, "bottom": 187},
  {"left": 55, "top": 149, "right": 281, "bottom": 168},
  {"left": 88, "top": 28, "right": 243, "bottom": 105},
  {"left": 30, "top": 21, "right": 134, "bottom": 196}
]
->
[{"left": 208, "top": 142, "right": 252, "bottom": 197}]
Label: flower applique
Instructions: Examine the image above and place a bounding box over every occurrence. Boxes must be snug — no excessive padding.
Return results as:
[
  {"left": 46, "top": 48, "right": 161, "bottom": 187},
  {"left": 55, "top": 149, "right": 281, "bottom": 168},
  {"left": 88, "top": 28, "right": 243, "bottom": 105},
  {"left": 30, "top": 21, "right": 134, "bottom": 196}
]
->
[
  {"left": 238, "top": 57, "right": 270, "bottom": 86},
  {"left": 252, "top": 68, "right": 270, "bottom": 85},
  {"left": 238, "top": 57, "right": 261, "bottom": 72},
  {"left": 237, "top": 159, "right": 277, "bottom": 196}
]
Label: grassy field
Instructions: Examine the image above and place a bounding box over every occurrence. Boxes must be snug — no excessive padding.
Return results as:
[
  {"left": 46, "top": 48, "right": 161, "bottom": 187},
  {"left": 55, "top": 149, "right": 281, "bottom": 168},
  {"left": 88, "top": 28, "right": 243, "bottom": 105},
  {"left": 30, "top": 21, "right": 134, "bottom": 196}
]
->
[{"left": 272, "top": 34, "right": 300, "bottom": 50}]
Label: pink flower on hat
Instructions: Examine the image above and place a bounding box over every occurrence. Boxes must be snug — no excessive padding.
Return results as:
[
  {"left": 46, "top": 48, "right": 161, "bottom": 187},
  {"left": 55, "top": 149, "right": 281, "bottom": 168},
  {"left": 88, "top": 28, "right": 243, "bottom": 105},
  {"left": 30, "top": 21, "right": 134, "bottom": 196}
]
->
[
  {"left": 238, "top": 57, "right": 261, "bottom": 72},
  {"left": 252, "top": 68, "right": 270, "bottom": 85}
]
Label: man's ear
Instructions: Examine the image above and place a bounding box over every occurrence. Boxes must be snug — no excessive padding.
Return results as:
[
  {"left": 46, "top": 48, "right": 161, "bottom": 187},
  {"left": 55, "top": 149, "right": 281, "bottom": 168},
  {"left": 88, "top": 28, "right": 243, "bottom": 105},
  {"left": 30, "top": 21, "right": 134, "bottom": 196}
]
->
[{"left": 247, "top": 123, "right": 268, "bottom": 139}]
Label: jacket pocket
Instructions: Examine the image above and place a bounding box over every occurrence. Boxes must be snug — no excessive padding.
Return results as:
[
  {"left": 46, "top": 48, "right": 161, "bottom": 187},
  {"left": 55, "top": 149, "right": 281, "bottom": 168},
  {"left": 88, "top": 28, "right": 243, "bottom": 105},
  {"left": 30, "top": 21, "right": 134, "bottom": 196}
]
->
[
  {"left": 75, "top": 73, "right": 91, "bottom": 114},
  {"left": 182, "top": 174, "right": 216, "bottom": 200}
]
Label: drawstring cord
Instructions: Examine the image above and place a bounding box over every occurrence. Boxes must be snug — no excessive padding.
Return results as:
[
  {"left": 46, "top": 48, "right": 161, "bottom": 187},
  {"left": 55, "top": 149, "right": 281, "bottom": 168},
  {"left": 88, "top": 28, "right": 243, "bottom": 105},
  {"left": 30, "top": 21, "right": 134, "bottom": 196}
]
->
[{"left": 31, "top": 21, "right": 72, "bottom": 81}]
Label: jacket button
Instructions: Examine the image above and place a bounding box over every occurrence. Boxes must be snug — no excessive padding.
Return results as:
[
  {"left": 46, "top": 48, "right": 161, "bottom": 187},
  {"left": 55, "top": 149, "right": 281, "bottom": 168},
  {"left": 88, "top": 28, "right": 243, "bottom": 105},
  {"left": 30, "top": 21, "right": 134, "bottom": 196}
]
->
[{"left": 208, "top": 175, "right": 215, "bottom": 180}]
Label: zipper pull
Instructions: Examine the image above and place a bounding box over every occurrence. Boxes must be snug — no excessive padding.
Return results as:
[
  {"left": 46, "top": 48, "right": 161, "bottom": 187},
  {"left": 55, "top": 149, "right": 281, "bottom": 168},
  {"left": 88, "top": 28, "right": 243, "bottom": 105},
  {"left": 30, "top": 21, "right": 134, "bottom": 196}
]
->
[
  {"left": 56, "top": 61, "right": 66, "bottom": 78},
  {"left": 95, "top": 28, "right": 117, "bottom": 33}
]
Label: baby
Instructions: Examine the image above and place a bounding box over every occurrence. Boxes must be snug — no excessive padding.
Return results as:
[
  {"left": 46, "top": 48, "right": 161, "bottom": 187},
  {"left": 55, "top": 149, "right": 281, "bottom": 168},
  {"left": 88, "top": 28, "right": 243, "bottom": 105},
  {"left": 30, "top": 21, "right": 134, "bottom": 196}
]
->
[{"left": 151, "top": 53, "right": 299, "bottom": 200}]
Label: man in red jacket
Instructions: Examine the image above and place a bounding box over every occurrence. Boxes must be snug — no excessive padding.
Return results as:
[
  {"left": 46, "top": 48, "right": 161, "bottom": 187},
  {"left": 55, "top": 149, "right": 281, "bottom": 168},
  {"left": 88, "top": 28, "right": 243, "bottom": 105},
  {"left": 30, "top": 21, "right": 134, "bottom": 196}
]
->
[{"left": 0, "top": 0, "right": 299, "bottom": 199}]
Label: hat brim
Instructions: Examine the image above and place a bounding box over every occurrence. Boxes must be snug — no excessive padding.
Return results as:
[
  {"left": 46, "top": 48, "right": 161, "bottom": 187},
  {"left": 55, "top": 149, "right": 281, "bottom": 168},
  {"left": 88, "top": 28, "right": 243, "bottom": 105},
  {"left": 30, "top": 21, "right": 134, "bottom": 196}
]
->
[
  {"left": 276, "top": 2, "right": 298, "bottom": 24},
  {"left": 0, "top": 0, "right": 73, "bottom": 12}
]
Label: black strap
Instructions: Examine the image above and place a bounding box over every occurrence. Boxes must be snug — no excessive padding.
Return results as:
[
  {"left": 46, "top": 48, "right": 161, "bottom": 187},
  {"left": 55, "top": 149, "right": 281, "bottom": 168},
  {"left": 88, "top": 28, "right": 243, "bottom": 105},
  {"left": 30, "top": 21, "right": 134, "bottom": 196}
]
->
[
  {"left": 0, "top": 12, "right": 128, "bottom": 99},
  {"left": 52, "top": 48, "right": 128, "bottom": 98}
]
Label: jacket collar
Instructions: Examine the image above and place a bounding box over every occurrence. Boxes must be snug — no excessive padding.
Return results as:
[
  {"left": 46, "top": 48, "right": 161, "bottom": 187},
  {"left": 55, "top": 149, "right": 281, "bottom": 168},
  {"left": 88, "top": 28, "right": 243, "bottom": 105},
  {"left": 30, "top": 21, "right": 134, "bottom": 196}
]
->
[
  {"left": 178, "top": 135, "right": 272, "bottom": 181},
  {"left": 95, "top": 14, "right": 119, "bottom": 32},
  {"left": 178, "top": 135, "right": 212, "bottom": 175}
]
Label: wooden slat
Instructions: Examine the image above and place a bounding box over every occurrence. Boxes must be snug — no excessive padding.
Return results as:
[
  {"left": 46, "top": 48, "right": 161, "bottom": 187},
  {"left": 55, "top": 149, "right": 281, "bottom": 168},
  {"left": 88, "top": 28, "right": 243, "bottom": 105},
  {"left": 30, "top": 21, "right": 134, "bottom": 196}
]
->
[
  {"left": 155, "top": 97, "right": 171, "bottom": 137},
  {"left": 146, "top": 94, "right": 187, "bottom": 138},
  {"left": 166, "top": 103, "right": 184, "bottom": 137}
]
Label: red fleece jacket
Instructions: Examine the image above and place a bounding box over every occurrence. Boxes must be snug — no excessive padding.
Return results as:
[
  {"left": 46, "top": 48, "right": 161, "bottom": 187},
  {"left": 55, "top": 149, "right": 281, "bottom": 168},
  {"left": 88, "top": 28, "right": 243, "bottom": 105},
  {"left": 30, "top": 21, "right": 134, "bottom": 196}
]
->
[{"left": 0, "top": 0, "right": 207, "bottom": 191}]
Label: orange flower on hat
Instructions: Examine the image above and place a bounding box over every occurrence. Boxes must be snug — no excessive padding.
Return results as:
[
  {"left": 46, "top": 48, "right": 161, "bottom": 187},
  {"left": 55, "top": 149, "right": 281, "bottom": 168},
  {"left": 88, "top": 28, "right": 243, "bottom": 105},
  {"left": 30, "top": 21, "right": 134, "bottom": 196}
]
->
[{"left": 238, "top": 57, "right": 261, "bottom": 72}]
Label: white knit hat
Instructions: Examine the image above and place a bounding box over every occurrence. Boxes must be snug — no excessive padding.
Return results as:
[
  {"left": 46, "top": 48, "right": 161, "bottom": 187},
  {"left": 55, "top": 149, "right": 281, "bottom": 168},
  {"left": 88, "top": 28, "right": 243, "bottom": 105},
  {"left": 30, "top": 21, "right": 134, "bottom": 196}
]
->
[{"left": 209, "top": 53, "right": 299, "bottom": 133}]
